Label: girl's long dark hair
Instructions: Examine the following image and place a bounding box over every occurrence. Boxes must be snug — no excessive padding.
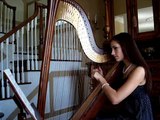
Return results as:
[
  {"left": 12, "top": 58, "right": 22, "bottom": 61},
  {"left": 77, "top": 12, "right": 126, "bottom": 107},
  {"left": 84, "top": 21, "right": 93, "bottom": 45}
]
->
[{"left": 107, "top": 32, "right": 152, "bottom": 93}]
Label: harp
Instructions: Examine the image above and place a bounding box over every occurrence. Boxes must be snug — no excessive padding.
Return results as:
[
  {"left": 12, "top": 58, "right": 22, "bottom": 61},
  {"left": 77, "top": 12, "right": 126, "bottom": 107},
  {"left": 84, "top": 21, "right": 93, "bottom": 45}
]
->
[{"left": 37, "top": 0, "right": 118, "bottom": 119}]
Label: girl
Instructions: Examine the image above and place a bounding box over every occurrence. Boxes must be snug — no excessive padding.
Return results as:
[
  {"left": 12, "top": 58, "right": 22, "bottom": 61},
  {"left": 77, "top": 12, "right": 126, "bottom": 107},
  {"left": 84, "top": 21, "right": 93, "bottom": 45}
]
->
[{"left": 91, "top": 32, "right": 153, "bottom": 120}]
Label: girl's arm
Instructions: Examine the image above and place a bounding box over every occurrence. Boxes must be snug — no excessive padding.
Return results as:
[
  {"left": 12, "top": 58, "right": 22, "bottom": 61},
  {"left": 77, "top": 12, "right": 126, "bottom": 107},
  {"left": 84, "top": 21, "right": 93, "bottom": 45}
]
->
[{"left": 93, "top": 66, "right": 146, "bottom": 105}]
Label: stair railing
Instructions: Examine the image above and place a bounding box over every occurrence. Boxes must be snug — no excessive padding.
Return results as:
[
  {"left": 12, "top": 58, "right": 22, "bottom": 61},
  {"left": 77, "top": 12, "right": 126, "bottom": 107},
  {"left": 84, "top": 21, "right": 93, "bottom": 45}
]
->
[
  {"left": 0, "top": 0, "right": 16, "bottom": 36},
  {"left": 0, "top": 2, "right": 47, "bottom": 99}
]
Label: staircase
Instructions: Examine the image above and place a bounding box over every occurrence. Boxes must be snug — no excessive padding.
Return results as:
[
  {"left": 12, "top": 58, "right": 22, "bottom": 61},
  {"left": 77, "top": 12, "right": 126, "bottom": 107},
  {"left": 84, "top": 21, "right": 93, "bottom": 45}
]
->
[
  {"left": 0, "top": 0, "right": 16, "bottom": 35},
  {"left": 0, "top": 1, "right": 48, "bottom": 119},
  {"left": 0, "top": 0, "right": 47, "bottom": 100}
]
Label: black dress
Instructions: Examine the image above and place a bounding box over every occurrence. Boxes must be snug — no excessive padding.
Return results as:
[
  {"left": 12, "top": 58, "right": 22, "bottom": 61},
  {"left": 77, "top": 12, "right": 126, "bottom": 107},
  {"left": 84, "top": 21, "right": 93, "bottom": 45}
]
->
[{"left": 96, "top": 65, "right": 153, "bottom": 120}]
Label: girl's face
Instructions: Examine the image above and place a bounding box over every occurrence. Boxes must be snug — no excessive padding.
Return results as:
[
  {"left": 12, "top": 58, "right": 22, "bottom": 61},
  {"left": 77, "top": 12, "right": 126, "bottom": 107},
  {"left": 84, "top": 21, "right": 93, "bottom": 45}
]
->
[{"left": 110, "top": 40, "right": 124, "bottom": 62}]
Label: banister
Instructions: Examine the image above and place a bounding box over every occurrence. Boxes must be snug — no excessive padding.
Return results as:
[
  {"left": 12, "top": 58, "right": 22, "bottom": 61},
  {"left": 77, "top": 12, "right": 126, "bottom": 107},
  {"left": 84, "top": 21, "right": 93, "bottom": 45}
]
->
[
  {"left": 0, "top": 0, "right": 16, "bottom": 32},
  {"left": 0, "top": 2, "right": 47, "bottom": 43},
  {"left": 0, "top": 0, "right": 16, "bottom": 9}
]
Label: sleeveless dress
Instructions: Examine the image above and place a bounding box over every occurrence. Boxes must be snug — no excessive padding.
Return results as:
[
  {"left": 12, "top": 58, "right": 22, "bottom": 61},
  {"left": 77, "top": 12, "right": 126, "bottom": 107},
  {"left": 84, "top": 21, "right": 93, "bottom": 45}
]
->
[{"left": 96, "top": 64, "right": 153, "bottom": 120}]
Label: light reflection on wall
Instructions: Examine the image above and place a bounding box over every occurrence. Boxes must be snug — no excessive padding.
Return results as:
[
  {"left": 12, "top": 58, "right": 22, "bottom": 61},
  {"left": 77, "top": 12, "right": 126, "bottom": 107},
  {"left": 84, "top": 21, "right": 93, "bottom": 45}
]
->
[
  {"left": 138, "top": 7, "right": 154, "bottom": 32},
  {"left": 115, "top": 6, "right": 154, "bottom": 34}
]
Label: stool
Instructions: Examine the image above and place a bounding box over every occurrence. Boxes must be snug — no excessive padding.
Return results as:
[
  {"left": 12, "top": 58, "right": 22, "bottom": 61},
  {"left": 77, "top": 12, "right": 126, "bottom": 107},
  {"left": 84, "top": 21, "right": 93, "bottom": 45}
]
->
[{"left": 0, "top": 112, "right": 4, "bottom": 119}]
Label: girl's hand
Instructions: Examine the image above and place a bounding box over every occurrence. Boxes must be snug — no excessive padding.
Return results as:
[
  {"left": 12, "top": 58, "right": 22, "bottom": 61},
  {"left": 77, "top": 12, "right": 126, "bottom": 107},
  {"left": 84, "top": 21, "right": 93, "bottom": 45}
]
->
[
  {"left": 90, "top": 65, "right": 101, "bottom": 76},
  {"left": 93, "top": 72, "right": 103, "bottom": 82},
  {"left": 97, "top": 66, "right": 103, "bottom": 76},
  {"left": 91, "top": 66, "right": 107, "bottom": 85},
  {"left": 91, "top": 68, "right": 99, "bottom": 79}
]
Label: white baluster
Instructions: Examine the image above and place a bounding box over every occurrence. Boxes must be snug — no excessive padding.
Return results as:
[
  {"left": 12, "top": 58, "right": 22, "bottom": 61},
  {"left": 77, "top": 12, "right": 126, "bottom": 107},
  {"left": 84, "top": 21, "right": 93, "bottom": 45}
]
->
[
  {"left": 70, "top": 24, "right": 74, "bottom": 61},
  {"left": 31, "top": 20, "right": 34, "bottom": 70},
  {"left": 60, "top": 23, "right": 63, "bottom": 60},
  {"left": 21, "top": 27, "right": 25, "bottom": 83},
  {"left": 5, "top": 38, "right": 10, "bottom": 98},
  {"left": 16, "top": 30, "right": 20, "bottom": 83},
  {"left": 9, "top": 9, "right": 13, "bottom": 31},
  {"left": 53, "top": 23, "right": 57, "bottom": 59},
  {"left": 68, "top": 24, "right": 71, "bottom": 60},
  {"left": 7, "top": 7, "right": 9, "bottom": 32},
  {"left": 11, "top": 34, "right": 15, "bottom": 88},
  {"left": 57, "top": 22, "right": 60, "bottom": 60},
  {"left": 1, "top": 42, "right": 5, "bottom": 98},
  {"left": 27, "top": 23, "right": 30, "bottom": 70},
  {"left": 44, "top": 8, "right": 47, "bottom": 30},
  {"left": 0, "top": 2, "right": 2, "bottom": 32},
  {"left": 4, "top": 6, "right": 6, "bottom": 33},
  {"left": 34, "top": 17, "right": 38, "bottom": 70}
]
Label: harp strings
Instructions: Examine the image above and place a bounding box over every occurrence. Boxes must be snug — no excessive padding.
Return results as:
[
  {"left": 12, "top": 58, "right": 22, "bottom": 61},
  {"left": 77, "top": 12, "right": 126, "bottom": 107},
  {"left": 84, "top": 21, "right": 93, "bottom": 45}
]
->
[{"left": 49, "top": 20, "right": 91, "bottom": 119}]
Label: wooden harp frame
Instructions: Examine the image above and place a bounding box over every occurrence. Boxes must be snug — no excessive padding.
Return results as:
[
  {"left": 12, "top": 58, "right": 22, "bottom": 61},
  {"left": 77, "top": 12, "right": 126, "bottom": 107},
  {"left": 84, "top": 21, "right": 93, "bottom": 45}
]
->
[{"left": 37, "top": 0, "right": 113, "bottom": 119}]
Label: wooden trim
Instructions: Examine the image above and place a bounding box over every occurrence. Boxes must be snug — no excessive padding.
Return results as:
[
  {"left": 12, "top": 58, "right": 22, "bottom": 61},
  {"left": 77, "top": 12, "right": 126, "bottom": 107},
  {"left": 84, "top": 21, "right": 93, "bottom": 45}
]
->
[{"left": 104, "top": 0, "right": 114, "bottom": 39}]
